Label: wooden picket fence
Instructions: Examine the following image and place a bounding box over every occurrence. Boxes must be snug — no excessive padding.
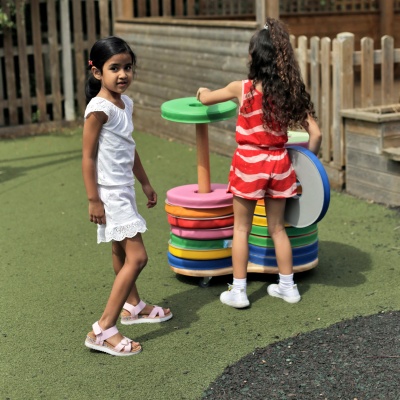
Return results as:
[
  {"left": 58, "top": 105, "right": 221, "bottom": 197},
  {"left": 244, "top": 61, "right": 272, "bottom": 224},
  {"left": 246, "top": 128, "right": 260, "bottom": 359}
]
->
[
  {"left": 119, "top": 0, "right": 382, "bottom": 18},
  {"left": 0, "top": 0, "right": 112, "bottom": 137},
  {"left": 115, "top": 15, "right": 400, "bottom": 189},
  {"left": 1, "top": 1, "right": 400, "bottom": 191},
  {"left": 290, "top": 32, "right": 400, "bottom": 187}
]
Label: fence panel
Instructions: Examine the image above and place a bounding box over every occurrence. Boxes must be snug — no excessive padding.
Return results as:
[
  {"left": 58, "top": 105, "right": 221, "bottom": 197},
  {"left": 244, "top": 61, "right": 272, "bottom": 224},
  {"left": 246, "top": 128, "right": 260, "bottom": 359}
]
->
[
  {"left": 0, "top": 0, "right": 113, "bottom": 136},
  {"left": 280, "top": 0, "right": 379, "bottom": 14},
  {"left": 292, "top": 31, "right": 400, "bottom": 189}
]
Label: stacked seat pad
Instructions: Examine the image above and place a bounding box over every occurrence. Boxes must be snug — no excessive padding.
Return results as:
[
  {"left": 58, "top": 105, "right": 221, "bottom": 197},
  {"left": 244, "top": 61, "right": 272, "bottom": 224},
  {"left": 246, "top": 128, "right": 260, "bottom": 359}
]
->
[
  {"left": 247, "top": 199, "right": 319, "bottom": 274},
  {"left": 165, "top": 183, "right": 234, "bottom": 276}
]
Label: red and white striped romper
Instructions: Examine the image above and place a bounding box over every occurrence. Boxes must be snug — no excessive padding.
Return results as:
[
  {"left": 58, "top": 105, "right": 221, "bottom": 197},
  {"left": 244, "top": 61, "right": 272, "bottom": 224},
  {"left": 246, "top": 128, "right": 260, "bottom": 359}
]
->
[{"left": 227, "top": 80, "right": 297, "bottom": 200}]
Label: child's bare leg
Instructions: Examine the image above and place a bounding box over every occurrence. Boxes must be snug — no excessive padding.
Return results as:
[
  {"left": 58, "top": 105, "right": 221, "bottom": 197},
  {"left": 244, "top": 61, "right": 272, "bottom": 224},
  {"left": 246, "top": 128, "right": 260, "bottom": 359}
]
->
[
  {"left": 112, "top": 238, "right": 171, "bottom": 318},
  {"left": 265, "top": 197, "right": 300, "bottom": 303},
  {"left": 264, "top": 197, "right": 293, "bottom": 275},
  {"left": 89, "top": 235, "right": 146, "bottom": 348},
  {"left": 231, "top": 196, "right": 256, "bottom": 278},
  {"left": 112, "top": 239, "right": 142, "bottom": 307},
  {"left": 220, "top": 196, "right": 255, "bottom": 308}
]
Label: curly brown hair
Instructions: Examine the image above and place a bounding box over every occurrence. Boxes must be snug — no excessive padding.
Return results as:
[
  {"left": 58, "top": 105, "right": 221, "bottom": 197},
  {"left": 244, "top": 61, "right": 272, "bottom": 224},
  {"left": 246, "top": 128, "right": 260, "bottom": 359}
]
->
[{"left": 247, "top": 18, "right": 316, "bottom": 130}]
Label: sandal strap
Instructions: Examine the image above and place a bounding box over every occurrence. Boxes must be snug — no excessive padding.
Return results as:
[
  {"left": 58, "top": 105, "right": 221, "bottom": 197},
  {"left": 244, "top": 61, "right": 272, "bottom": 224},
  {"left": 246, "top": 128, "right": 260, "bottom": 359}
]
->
[
  {"left": 148, "top": 306, "right": 165, "bottom": 318},
  {"left": 92, "top": 321, "right": 118, "bottom": 345},
  {"left": 114, "top": 337, "right": 133, "bottom": 353},
  {"left": 123, "top": 300, "right": 146, "bottom": 317}
]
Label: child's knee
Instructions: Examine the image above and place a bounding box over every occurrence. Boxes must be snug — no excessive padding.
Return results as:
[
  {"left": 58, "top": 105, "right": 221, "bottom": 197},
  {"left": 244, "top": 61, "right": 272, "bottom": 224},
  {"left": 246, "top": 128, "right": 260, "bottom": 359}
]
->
[
  {"left": 126, "top": 252, "right": 148, "bottom": 271},
  {"left": 138, "top": 254, "right": 148, "bottom": 270},
  {"left": 268, "top": 224, "right": 286, "bottom": 237},
  {"left": 234, "top": 221, "right": 253, "bottom": 235}
]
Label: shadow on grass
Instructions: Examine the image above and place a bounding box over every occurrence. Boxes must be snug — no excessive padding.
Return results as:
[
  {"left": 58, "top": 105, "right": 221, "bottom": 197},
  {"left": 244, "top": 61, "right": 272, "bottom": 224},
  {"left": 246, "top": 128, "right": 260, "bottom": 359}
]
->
[
  {"left": 295, "top": 240, "right": 371, "bottom": 296},
  {"left": 132, "top": 285, "right": 215, "bottom": 343},
  {"left": 0, "top": 150, "right": 81, "bottom": 185},
  {"left": 175, "top": 240, "right": 371, "bottom": 301},
  {"left": 130, "top": 274, "right": 270, "bottom": 344}
]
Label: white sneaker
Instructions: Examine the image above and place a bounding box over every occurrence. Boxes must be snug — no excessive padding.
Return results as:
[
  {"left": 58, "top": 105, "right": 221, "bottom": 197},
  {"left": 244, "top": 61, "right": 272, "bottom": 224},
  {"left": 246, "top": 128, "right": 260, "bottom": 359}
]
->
[
  {"left": 220, "top": 284, "right": 250, "bottom": 308},
  {"left": 267, "top": 283, "right": 301, "bottom": 304}
]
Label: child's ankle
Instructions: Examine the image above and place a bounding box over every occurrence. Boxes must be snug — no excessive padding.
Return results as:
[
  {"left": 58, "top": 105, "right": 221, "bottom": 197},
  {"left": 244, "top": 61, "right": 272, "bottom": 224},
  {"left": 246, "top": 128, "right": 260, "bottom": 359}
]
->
[
  {"left": 278, "top": 273, "right": 294, "bottom": 290},
  {"left": 232, "top": 277, "right": 247, "bottom": 292},
  {"left": 98, "top": 317, "right": 115, "bottom": 330}
]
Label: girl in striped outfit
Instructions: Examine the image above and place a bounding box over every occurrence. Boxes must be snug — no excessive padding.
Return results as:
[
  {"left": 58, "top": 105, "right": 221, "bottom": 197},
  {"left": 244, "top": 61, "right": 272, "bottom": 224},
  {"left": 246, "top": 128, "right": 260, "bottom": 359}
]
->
[{"left": 197, "top": 18, "right": 322, "bottom": 307}]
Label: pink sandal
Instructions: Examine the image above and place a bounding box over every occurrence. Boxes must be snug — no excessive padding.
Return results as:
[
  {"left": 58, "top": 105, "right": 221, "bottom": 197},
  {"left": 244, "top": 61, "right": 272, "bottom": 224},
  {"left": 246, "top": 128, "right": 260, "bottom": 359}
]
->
[
  {"left": 85, "top": 321, "right": 141, "bottom": 356},
  {"left": 121, "top": 300, "right": 173, "bottom": 325}
]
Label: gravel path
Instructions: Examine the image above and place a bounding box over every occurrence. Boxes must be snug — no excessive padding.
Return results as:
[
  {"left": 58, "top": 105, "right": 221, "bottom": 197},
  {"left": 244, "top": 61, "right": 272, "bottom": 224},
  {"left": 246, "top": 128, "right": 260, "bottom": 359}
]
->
[{"left": 202, "top": 311, "right": 400, "bottom": 399}]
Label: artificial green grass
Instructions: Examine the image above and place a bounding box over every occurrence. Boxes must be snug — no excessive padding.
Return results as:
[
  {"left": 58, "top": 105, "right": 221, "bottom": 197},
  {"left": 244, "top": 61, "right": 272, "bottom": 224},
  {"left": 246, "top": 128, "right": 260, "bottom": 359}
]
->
[{"left": 1, "top": 129, "right": 399, "bottom": 400}]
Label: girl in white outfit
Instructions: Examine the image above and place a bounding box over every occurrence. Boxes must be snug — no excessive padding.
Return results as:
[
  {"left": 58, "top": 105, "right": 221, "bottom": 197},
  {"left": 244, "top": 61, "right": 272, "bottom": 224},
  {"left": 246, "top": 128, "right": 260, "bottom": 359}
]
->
[{"left": 82, "top": 36, "right": 172, "bottom": 357}]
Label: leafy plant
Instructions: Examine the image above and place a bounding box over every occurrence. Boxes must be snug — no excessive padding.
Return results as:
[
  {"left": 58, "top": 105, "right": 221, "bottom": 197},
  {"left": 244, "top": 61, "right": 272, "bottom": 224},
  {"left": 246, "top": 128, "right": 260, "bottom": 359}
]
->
[
  {"left": 0, "top": 1, "right": 26, "bottom": 31},
  {"left": 0, "top": 6, "right": 14, "bottom": 30}
]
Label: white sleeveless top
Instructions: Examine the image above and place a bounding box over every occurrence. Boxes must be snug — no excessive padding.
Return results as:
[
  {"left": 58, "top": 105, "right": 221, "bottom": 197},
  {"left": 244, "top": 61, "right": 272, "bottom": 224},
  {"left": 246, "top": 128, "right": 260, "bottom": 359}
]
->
[{"left": 84, "top": 95, "right": 135, "bottom": 186}]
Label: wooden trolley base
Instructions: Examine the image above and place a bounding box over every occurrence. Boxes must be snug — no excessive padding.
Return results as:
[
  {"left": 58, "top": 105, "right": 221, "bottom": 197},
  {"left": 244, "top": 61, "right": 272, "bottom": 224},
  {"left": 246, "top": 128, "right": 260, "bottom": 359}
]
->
[{"left": 169, "top": 259, "right": 318, "bottom": 286}]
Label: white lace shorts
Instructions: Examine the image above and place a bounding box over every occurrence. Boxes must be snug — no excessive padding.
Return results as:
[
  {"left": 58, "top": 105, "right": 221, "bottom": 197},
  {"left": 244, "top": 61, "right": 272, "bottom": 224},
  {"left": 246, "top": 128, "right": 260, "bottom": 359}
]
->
[{"left": 97, "top": 185, "right": 147, "bottom": 243}]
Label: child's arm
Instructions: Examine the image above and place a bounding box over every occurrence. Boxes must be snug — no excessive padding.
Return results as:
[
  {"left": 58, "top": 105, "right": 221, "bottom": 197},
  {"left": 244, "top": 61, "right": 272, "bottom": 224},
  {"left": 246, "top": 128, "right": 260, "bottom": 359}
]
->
[
  {"left": 304, "top": 115, "right": 322, "bottom": 156},
  {"left": 82, "top": 112, "right": 107, "bottom": 224},
  {"left": 133, "top": 150, "right": 157, "bottom": 208},
  {"left": 196, "top": 81, "right": 242, "bottom": 105}
]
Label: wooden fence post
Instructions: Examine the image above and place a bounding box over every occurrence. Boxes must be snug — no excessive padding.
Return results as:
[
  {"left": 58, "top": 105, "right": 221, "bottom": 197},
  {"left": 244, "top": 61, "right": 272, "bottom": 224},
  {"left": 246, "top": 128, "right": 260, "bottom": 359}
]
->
[
  {"left": 163, "top": 0, "right": 171, "bottom": 16},
  {"left": 360, "top": 37, "right": 374, "bottom": 108},
  {"left": 31, "top": 0, "right": 47, "bottom": 122},
  {"left": 86, "top": 0, "right": 97, "bottom": 46},
  {"left": 332, "top": 32, "right": 354, "bottom": 169},
  {"left": 381, "top": 35, "right": 394, "bottom": 105},
  {"left": 60, "top": 0, "right": 75, "bottom": 121},
  {"left": 150, "top": 0, "right": 160, "bottom": 16},
  {"left": 16, "top": 0, "right": 31, "bottom": 124},
  {"left": 256, "top": 0, "right": 279, "bottom": 28},
  {"left": 2, "top": 0, "right": 18, "bottom": 125},
  {"left": 320, "top": 37, "right": 331, "bottom": 164},
  {"left": 186, "top": 0, "right": 195, "bottom": 16},
  {"left": 297, "top": 36, "right": 308, "bottom": 88},
  {"left": 47, "top": 0, "right": 62, "bottom": 121},
  {"left": 310, "top": 36, "right": 320, "bottom": 124},
  {"left": 99, "top": 0, "right": 111, "bottom": 37},
  {"left": 380, "top": 0, "right": 394, "bottom": 39},
  {"left": 114, "top": 0, "right": 134, "bottom": 19},
  {"left": 72, "top": 0, "right": 86, "bottom": 116}
]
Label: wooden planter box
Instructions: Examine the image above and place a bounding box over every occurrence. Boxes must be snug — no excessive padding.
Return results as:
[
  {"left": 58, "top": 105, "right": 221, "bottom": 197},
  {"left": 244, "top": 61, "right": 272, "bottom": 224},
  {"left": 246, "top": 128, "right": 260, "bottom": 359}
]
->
[{"left": 341, "top": 104, "right": 400, "bottom": 206}]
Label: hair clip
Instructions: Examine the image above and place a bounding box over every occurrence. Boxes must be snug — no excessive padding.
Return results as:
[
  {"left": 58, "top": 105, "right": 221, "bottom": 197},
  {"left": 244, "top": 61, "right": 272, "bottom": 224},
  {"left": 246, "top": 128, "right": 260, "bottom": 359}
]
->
[
  {"left": 263, "top": 23, "right": 269, "bottom": 30},
  {"left": 88, "top": 60, "right": 93, "bottom": 66}
]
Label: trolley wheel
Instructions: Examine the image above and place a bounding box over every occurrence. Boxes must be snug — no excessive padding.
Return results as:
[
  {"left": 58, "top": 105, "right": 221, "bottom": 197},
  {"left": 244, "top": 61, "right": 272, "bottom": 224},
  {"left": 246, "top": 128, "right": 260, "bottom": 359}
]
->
[{"left": 199, "top": 277, "right": 212, "bottom": 288}]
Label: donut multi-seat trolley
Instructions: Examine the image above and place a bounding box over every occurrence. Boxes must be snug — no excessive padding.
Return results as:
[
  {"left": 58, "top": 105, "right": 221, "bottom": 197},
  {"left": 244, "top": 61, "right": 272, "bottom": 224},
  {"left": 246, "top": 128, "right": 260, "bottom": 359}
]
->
[{"left": 161, "top": 97, "right": 330, "bottom": 287}]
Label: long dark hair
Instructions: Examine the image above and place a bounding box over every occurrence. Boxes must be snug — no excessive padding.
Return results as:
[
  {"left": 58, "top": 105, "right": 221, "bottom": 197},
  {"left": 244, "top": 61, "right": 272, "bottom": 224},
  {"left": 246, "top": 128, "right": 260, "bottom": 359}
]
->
[
  {"left": 247, "top": 18, "right": 315, "bottom": 130},
  {"left": 85, "top": 36, "right": 137, "bottom": 103}
]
